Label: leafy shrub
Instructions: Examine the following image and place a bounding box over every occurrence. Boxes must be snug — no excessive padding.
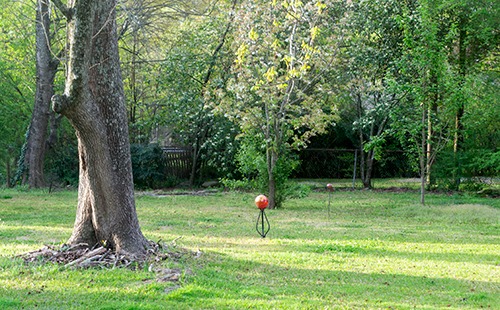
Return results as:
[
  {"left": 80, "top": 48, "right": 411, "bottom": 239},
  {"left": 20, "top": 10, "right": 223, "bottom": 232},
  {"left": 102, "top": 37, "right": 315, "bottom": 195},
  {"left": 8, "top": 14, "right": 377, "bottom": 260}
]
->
[
  {"left": 431, "top": 149, "right": 499, "bottom": 192},
  {"left": 462, "top": 149, "right": 500, "bottom": 177},
  {"left": 219, "top": 178, "right": 256, "bottom": 191},
  {"left": 45, "top": 132, "right": 79, "bottom": 186},
  {"left": 228, "top": 135, "right": 302, "bottom": 208},
  {"left": 130, "top": 144, "right": 167, "bottom": 189}
]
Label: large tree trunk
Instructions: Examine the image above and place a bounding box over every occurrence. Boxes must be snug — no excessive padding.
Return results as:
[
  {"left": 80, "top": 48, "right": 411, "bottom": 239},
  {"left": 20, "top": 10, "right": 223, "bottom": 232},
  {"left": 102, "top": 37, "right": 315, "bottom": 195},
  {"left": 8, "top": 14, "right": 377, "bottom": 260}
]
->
[
  {"left": 25, "top": 0, "right": 59, "bottom": 188},
  {"left": 52, "top": 0, "right": 149, "bottom": 256}
]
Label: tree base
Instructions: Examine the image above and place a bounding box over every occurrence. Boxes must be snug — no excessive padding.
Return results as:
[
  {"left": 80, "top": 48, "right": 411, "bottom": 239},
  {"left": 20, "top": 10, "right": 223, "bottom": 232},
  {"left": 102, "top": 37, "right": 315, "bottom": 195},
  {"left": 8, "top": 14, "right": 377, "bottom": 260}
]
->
[{"left": 17, "top": 240, "right": 201, "bottom": 270}]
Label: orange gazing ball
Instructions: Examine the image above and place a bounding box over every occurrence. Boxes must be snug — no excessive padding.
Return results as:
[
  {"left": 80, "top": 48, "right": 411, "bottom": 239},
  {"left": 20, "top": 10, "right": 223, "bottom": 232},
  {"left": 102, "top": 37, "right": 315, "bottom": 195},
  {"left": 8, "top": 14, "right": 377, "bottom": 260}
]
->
[{"left": 255, "top": 195, "right": 269, "bottom": 210}]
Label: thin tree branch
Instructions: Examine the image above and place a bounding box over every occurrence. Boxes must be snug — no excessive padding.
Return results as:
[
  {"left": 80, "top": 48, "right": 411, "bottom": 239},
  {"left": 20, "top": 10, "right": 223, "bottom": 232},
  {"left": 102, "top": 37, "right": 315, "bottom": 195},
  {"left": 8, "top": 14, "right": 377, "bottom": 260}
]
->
[{"left": 51, "top": 0, "right": 73, "bottom": 20}]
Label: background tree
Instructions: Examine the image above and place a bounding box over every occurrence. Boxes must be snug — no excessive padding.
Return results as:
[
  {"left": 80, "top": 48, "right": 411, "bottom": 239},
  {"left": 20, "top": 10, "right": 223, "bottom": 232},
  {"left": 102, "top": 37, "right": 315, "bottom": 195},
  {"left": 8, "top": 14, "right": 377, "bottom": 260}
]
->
[
  {"left": 0, "top": 61, "right": 31, "bottom": 188},
  {"left": 22, "top": 0, "right": 64, "bottom": 188},
  {"left": 220, "top": 0, "right": 337, "bottom": 208},
  {"left": 0, "top": 0, "right": 35, "bottom": 187},
  {"left": 441, "top": 0, "right": 500, "bottom": 189},
  {"left": 157, "top": 0, "right": 239, "bottom": 185},
  {"left": 338, "top": 0, "right": 406, "bottom": 189},
  {"left": 116, "top": 0, "right": 210, "bottom": 144},
  {"left": 459, "top": 62, "right": 500, "bottom": 182},
  {"left": 392, "top": 0, "right": 499, "bottom": 202},
  {"left": 51, "top": 0, "right": 149, "bottom": 256}
]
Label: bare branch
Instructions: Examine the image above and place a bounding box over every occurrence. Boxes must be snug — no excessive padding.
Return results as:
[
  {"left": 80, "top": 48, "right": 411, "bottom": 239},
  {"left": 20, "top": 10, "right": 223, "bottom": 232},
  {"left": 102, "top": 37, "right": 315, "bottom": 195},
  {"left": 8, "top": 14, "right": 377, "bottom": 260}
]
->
[{"left": 51, "top": 0, "right": 73, "bottom": 20}]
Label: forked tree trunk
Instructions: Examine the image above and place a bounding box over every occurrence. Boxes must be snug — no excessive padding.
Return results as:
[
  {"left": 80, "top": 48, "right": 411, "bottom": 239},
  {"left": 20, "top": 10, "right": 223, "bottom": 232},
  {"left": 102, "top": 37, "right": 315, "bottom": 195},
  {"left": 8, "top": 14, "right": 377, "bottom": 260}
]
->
[{"left": 52, "top": 0, "right": 149, "bottom": 256}]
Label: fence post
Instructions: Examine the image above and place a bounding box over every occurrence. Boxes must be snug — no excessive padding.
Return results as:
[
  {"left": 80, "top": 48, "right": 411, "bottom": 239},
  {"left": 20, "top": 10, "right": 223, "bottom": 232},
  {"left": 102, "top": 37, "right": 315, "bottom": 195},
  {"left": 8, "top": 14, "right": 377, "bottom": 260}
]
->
[{"left": 352, "top": 149, "right": 357, "bottom": 189}]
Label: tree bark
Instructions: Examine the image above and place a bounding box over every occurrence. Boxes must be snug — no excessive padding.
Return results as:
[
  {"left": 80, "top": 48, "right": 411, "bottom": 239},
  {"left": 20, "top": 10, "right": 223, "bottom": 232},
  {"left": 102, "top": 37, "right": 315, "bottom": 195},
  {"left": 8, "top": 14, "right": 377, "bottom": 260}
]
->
[
  {"left": 452, "top": 14, "right": 468, "bottom": 190},
  {"left": 5, "top": 159, "right": 11, "bottom": 188},
  {"left": 267, "top": 151, "right": 277, "bottom": 210},
  {"left": 420, "top": 102, "right": 427, "bottom": 206},
  {"left": 52, "top": 0, "right": 149, "bottom": 256},
  {"left": 25, "top": 0, "right": 59, "bottom": 188}
]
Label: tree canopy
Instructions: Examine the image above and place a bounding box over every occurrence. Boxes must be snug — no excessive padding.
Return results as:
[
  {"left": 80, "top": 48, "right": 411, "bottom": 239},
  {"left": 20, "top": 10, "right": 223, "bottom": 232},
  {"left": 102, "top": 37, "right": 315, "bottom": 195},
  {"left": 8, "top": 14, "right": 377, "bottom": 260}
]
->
[{"left": 0, "top": 0, "right": 498, "bottom": 204}]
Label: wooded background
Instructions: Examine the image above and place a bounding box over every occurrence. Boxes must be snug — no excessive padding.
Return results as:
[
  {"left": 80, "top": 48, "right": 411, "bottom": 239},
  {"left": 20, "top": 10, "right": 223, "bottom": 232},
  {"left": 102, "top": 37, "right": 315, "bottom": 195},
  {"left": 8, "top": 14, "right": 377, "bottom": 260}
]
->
[{"left": 0, "top": 0, "right": 498, "bottom": 193}]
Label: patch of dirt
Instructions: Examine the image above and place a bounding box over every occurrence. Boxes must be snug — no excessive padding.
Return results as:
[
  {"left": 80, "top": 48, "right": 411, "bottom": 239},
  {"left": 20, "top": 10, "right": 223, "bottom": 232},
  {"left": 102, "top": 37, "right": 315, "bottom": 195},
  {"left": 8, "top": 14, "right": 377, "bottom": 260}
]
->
[
  {"left": 373, "top": 187, "right": 418, "bottom": 193},
  {"left": 313, "top": 186, "right": 418, "bottom": 193},
  {"left": 138, "top": 189, "right": 219, "bottom": 197}
]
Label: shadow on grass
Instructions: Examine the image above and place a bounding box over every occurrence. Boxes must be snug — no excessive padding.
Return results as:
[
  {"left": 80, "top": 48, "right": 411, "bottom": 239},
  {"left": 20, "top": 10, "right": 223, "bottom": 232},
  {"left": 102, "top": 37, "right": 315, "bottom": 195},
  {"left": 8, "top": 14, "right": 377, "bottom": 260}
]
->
[{"left": 2, "top": 251, "right": 496, "bottom": 309}]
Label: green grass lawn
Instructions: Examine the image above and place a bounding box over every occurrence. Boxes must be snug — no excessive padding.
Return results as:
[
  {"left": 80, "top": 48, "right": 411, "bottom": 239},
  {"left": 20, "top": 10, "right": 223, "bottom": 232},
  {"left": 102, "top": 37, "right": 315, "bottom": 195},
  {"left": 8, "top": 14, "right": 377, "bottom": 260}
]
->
[{"left": 0, "top": 182, "right": 499, "bottom": 309}]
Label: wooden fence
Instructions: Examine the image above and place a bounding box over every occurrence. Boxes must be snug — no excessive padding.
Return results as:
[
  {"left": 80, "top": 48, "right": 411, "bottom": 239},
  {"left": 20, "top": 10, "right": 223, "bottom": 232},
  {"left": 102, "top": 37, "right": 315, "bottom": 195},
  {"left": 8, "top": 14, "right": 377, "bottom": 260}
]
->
[{"left": 162, "top": 147, "right": 192, "bottom": 179}]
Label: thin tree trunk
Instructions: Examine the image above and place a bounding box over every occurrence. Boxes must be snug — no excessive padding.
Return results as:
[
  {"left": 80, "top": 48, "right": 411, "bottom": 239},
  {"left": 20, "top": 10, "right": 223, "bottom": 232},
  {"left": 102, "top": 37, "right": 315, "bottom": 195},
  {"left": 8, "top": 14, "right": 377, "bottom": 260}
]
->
[
  {"left": 453, "top": 15, "right": 468, "bottom": 190},
  {"left": 355, "top": 93, "right": 367, "bottom": 188},
  {"left": 268, "top": 173, "right": 277, "bottom": 210},
  {"left": 426, "top": 102, "right": 432, "bottom": 185},
  {"left": 359, "top": 139, "right": 366, "bottom": 187},
  {"left": 363, "top": 122, "right": 376, "bottom": 189},
  {"left": 420, "top": 103, "right": 426, "bottom": 205},
  {"left": 6, "top": 160, "right": 11, "bottom": 188},
  {"left": 189, "top": 141, "right": 199, "bottom": 186},
  {"left": 188, "top": 0, "right": 237, "bottom": 186},
  {"left": 453, "top": 104, "right": 464, "bottom": 189},
  {"left": 426, "top": 90, "right": 439, "bottom": 187},
  {"left": 364, "top": 149, "right": 374, "bottom": 189},
  {"left": 267, "top": 148, "right": 278, "bottom": 210}
]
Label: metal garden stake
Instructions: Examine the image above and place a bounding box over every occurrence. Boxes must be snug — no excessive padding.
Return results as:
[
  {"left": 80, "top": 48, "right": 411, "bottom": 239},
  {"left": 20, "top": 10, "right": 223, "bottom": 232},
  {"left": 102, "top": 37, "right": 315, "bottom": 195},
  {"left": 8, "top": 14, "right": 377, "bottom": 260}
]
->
[
  {"left": 326, "top": 183, "right": 333, "bottom": 219},
  {"left": 255, "top": 195, "right": 270, "bottom": 238}
]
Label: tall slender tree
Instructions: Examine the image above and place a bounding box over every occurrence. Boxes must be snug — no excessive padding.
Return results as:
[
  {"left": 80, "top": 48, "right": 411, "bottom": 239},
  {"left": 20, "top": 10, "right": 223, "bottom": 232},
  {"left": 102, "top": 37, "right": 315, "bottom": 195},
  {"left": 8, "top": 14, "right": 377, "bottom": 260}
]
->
[
  {"left": 0, "top": 0, "right": 36, "bottom": 187},
  {"left": 442, "top": 0, "right": 500, "bottom": 189},
  {"left": 340, "top": 0, "right": 406, "bottom": 189},
  {"left": 221, "top": 0, "right": 337, "bottom": 208},
  {"left": 23, "top": 0, "right": 61, "bottom": 188}
]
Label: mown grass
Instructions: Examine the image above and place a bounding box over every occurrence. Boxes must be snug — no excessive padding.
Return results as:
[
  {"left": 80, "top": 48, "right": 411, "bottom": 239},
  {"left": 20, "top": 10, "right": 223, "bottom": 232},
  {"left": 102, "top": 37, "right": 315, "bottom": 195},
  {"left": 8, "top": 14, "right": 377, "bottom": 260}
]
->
[{"left": 0, "top": 181, "right": 499, "bottom": 309}]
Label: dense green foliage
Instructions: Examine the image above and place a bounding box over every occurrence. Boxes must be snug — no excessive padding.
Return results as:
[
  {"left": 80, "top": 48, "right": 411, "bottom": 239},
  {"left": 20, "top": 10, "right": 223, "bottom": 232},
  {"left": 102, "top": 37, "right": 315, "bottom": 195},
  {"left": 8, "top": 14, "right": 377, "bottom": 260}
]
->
[
  {"left": 0, "top": 185, "right": 499, "bottom": 308},
  {"left": 130, "top": 144, "right": 168, "bottom": 189},
  {"left": 0, "top": 1, "right": 35, "bottom": 186},
  {"left": 0, "top": 0, "right": 498, "bottom": 201}
]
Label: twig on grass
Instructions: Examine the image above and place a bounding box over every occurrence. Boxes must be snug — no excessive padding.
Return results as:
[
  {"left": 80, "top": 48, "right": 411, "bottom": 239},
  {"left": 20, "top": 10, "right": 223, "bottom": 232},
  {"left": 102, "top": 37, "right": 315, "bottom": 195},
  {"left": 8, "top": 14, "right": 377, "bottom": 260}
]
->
[{"left": 64, "top": 246, "right": 108, "bottom": 268}]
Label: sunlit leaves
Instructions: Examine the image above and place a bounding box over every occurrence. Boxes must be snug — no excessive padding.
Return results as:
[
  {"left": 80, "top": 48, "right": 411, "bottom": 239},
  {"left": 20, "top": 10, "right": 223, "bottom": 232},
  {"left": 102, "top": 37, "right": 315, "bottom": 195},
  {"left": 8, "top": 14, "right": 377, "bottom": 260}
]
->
[
  {"left": 215, "top": 0, "right": 339, "bottom": 206},
  {"left": 310, "top": 26, "right": 320, "bottom": 41},
  {"left": 235, "top": 43, "right": 248, "bottom": 66},
  {"left": 224, "top": 0, "right": 337, "bottom": 144},
  {"left": 248, "top": 28, "right": 259, "bottom": 41}
]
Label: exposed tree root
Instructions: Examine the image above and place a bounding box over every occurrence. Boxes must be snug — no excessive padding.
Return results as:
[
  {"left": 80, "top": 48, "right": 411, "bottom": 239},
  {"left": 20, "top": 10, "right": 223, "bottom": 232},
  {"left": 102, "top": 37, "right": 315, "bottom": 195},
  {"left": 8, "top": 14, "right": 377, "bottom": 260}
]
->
[{"left": 17, "top": 240, "right": 202, "bottom": 272}]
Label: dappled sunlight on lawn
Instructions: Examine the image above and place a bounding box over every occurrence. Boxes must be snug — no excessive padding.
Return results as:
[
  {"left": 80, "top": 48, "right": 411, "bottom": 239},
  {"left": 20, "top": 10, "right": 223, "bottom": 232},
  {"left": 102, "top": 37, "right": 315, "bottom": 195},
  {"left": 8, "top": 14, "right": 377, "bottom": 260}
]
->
[
  {"left": 0, "top": 225, "right": 72, "bottom": 254},
  {"left": 1, "top": 188, "right": 499, "bottom": 309},
  {"left": 143, "top": 231, "right": 500, "bottom": 284}
]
